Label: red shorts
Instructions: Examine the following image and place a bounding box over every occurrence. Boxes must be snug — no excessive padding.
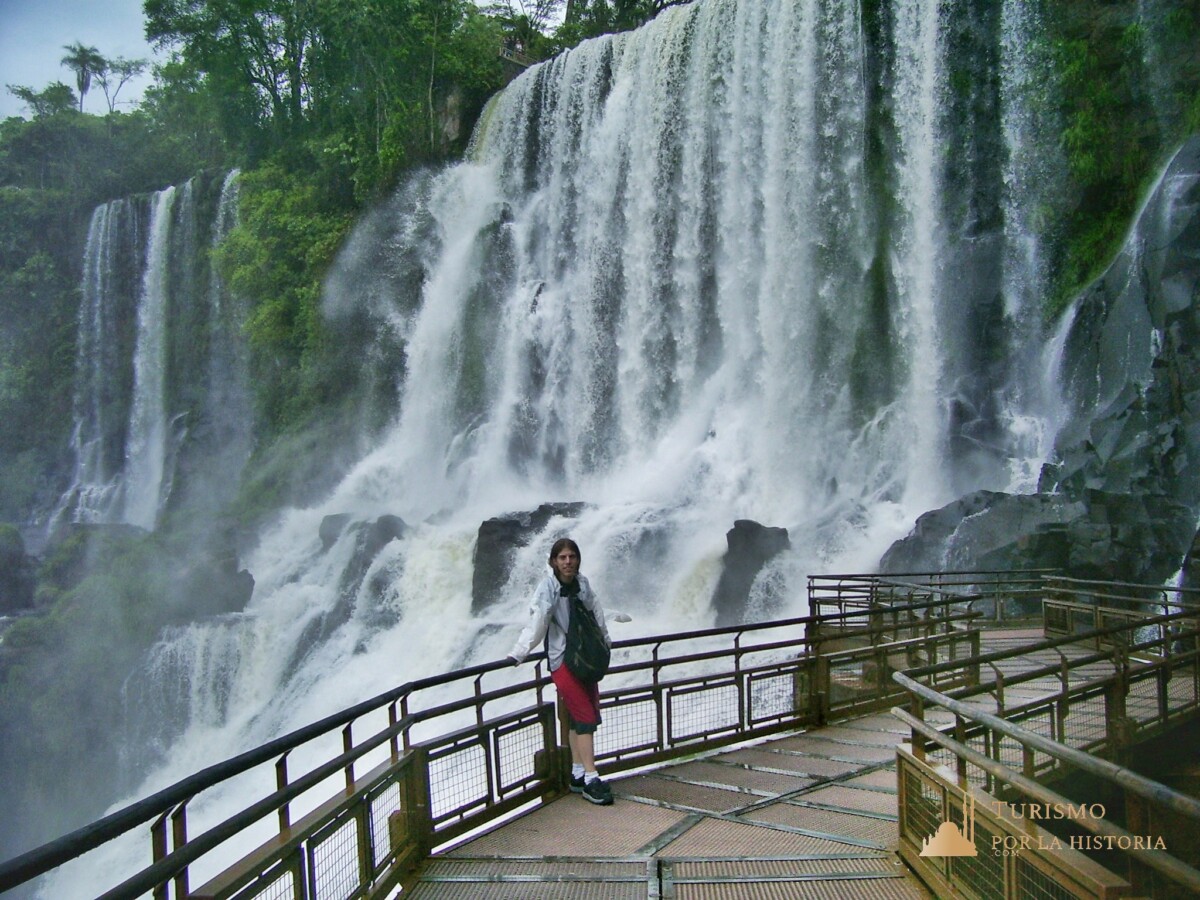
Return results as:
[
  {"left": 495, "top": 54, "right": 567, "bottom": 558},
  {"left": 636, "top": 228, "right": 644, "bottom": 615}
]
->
[{"left": 552, "top": 663, "right": 602, "bottom": 733}]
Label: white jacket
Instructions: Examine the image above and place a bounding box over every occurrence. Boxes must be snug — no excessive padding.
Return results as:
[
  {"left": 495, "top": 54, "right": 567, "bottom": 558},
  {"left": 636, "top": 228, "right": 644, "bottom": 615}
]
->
[{"left": 508, "top": 572, "right": 612, "bottom": 671}]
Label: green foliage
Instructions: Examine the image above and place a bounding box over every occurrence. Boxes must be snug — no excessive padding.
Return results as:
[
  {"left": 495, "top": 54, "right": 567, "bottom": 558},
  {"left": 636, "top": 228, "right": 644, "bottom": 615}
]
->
[
  {"left": 1041, "top": 2, "right": 1200, "bottom": 318},
  {"left": 552, "top": 0, "right": 688, "bottom": 45},
  {"left": 6, "top": 82, "right": 77, "bottom": 119},
  {"left": 216, "top": 163, "right": 354, "bottom": 431},
  {"left": 60, "top": 42, "right": 106, "bottom": 113}
]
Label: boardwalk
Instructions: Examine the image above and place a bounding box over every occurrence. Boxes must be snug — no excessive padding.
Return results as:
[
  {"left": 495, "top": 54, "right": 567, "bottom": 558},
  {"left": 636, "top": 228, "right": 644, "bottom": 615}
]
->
[
  {"left": 402, "top": 627, "right": 1124, "bottom": 897},
  {"left": 407, "top": 707, "right": 949, "bottom": 897}
]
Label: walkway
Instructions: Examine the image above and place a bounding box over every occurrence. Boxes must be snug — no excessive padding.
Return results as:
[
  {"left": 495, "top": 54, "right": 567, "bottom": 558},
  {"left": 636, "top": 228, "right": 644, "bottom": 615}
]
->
[{"left": 401, "top": 628, "right": 1119, "bottom": 897}]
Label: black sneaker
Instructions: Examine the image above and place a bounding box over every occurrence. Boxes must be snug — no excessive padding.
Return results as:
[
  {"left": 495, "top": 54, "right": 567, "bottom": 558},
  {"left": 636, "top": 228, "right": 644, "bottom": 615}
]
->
[
  {"left": 569, "top": 774, "right": 586, "bottom": 793},
  {"left": 581, "top": 777, "right": 614, "bottom": 806}
]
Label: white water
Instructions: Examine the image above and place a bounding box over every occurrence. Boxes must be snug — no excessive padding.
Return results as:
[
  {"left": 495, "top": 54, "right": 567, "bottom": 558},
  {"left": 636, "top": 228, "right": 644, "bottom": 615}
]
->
[
  {"left": 63, "top": 200, "right": 131, "bottom": 524},
  {"left": 43, "top": 0, "right": 1072, "bottom": 893},
  {"left": 122, "top": 186, "right": 176, "bottom": 530}
]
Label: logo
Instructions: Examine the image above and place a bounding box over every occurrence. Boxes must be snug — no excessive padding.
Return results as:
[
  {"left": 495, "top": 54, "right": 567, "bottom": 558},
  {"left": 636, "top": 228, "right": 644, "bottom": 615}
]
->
[{"left": 920, "top": 793, "right": 977, "bottom": 857}]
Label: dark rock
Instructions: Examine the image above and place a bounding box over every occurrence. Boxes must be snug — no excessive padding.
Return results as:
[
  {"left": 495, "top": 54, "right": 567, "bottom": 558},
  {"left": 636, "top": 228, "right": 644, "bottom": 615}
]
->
[
  {"left": 881, "top": 488, "right": 1192, "bottom": 587},
  {"left": 0, "top": 525, "right": 36, "bottom": 614},
  {"left": 883, "top": 137, "right": 1200, "bottom": 588},
  {"left": 320, "top": 514, "right": 353, "bottom": 550},
  {"left": 712, "top": 520, "right": 790, "bottom": 627},
  {"left": 1181, "top": 530, "right": 1200, "bottom": 593},
  {"left": 471, "top": 502, "right": 588, "bottom": 613}
]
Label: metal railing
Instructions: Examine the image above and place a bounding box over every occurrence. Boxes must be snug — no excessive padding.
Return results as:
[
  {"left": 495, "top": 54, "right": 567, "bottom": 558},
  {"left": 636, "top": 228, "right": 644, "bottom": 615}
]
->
[
  {"left": 893, "top": 579, "right": 1200, "bottom": 900},
  {"left": 0, "top": 574, "right": 1012, "bottom": 900},
  {"left": 809, "top": 569, "right": 1054, "bottom": 624},
  {"left": 6, "top": 572, "right": 1199, "bottom": 899}
]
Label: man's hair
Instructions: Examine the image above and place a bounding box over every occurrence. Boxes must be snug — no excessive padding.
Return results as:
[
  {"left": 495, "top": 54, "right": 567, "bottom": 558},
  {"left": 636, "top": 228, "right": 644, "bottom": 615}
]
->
[{"left": 548, "top": 537, "right": 581, "bottom": 564}]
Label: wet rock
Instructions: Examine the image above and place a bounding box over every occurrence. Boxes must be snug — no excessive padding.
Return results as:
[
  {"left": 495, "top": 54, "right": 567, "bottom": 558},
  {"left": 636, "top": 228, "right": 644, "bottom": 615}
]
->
[
  {"left": 712, "top": 520, "right": 790, "bottom": 627},
  {"left": 0, "top": 526, "right": 35, "bottom": 614},
  {"left": 881, "top": 489, "right": 1191, "bottom": 586},
  {"left": 471, "top": 502, "right": 588, "bottom": 613},
  {"left": 320, "top": 513, "right": 353, "bottom": 550},
  {"left": 883, "top": 137, "right": 1200, "bottom": 587}
]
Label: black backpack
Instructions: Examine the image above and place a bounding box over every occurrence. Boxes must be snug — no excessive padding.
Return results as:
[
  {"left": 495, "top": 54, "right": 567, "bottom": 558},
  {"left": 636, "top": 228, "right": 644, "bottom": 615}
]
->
[{"left": 564, "top": 594, "right": 611, "bottom": 684}]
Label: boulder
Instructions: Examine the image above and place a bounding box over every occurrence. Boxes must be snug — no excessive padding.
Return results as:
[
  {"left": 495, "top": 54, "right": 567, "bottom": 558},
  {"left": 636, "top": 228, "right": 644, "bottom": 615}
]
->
[
  {"left": 712, "top": 520, "right": 790, "bottom": 627},
  {"left": 471, "top": 502, "right": 588, "bottom": 613},
  {"left": 881, "top": 489, "right": 1191, "bottom": 586}
]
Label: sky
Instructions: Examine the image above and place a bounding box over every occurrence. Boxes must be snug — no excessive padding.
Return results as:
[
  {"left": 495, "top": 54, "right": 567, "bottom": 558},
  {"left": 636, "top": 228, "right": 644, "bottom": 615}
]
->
[{"left": 0, "top": 0, "right": 161, "bottom": 120}]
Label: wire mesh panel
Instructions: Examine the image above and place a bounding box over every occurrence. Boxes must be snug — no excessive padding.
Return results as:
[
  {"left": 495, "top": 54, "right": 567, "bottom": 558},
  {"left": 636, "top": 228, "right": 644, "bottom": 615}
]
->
[
  {"left": 308, "top": 812, "right": 364, "bottom": 900},
  {"left": 426, "top": 739, "right": 490, "bottom": 826},
  {"left": 1167, "top": 661, "right": 1199, "bottom": 708},
  {"left": 1058, "top": 691, "right": 1108, "bottom": 751},
  {"left": 900, "top": 767, "right": 945, "bottom": 866},
  {"left": 1125, "top": 672, "right": 1162, "bottom": 728},
  {"left": 946, "top": 798, "right": 1005, "bottom": 900},
  {"left": 747, "top": 665, "right": 800, "bottom": 726},
  {"left": 366, "top": 779, "right": 402, "bottom": 873},
  {"left": 228, "top": 855, "right": 303, "bottom": 900},
  {"left": 667, "top": 679, "right": 741, "bottom": 744},
  {"left": 493, "top": 710, "right": 546, "bottom": 798},
  {"left": 595, "top": 691, "right": 660, "bottom": 760},
  {"left": 1015, "top": 856, "right": 1086, "bottom": 900}
]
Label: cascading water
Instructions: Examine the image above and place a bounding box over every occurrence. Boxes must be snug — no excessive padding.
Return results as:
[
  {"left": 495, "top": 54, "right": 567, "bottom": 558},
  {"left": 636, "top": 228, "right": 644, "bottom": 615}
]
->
[
  {"left": 55, "top": 172, "right": 250, "bottom": 534},
  {"left": 998, "top": 0, "right": 1071, "bottom": 491},
  {"left": 44, "top": 0, "right": 1073, "bottom": 893},
  {"left": 64, "top": 198, "right": 142, "bottom": 524},
  {"left": 122, "top": 185, "right": 176, "bottom": 530},
  {"left": 891, "top": 0, "right": 949, "bottom": 507}
]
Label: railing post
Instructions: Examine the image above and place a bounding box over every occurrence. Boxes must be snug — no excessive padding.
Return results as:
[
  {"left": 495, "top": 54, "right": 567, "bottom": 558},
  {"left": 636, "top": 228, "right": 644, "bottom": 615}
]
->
[
  {"left": 171, "top": 801, "right": 189, "bottom": 899},
  {"left": 407, "top": 746, "right": 434, "bottom": 858},
  {"left": 276, "top": 753, "right": 291, "bottom": 832},
  {"left": 969, "top": 630, "right": 981, "bottom": 686},
  {"left": 954, "top": 716, "right": 967, "bottom": 782},
  {"left": 1125, "top": 791, "right": 1152, "bottom": 894},
  {"left": 389, "top": 702, "right": 400, "bottom": 761},
  {"left": 910, "top": 694, "right": 926, "bottom": 762},
  {"left": 151, "top": 811, "right": 169, "bottom": 900},
  {"left": 815, "top": 654, "right": 830, "bottom": 725},
  {"left": 343, "top": 723, "right": 355, "bottom": 791}
]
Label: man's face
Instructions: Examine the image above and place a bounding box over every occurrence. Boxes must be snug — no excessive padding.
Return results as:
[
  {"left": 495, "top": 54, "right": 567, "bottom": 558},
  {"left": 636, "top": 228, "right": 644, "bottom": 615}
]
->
[{"left": 552, "top": 548, "right": 580, "bottom": 581}]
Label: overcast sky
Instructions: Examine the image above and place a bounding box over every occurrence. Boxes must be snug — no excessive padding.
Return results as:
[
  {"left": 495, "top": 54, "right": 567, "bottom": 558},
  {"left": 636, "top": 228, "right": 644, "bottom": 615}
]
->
[{"left": 0, "top": 0, "right": 161, "bottom": 120}]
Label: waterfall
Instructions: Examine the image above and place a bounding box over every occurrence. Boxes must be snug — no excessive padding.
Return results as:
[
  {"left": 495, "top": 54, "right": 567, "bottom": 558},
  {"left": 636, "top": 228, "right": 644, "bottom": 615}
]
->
[
  {"left": 997, "top": 0, "right": 1069, "bottom": 491},
  {"left": 43, "top": 1, "right": 1072, "bottom": 892},
  {"left": 122, "top": 186, "right": 177, "bottom": 530},
  {"left": 63, "top": 199, "right": 141, "bottom": 524},
  {"left": 891, "top": 0, "right": 949, "bottom": 507},
  {"left": 55, "top": 173, "right": 250, "bottom": 534}
]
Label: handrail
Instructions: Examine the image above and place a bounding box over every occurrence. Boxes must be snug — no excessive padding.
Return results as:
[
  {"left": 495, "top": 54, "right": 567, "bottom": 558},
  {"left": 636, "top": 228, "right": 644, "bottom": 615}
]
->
[
  {"left": 0, "top": 593, "right": 969, "bottom": 894},
  {"left": 0, "top": 656, "right": 522, "bottom": 891},
  {"left": 893, "top": 707, "right": 1200, "bottom": 893},
  {"left": 8, "top": 571, "right": 1199, "bottom": 899},
  {"left": 903, "top": 606, "right": 1196, "bottom": 681},
  {"left": 892, "top": 661, "right": 1200, "bottom": 821}
]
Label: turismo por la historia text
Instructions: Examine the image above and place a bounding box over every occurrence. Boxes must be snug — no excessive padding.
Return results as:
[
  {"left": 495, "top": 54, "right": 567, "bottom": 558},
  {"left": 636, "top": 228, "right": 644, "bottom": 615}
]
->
[{"left": 987, "top": 802, "right": 1166, "bottom": 854}]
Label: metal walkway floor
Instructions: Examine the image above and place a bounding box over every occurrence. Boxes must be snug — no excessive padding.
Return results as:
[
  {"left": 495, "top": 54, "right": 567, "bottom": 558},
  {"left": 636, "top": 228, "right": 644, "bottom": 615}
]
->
[{"left": 403, "top": 631, "right": 1048, "bottom": 898}]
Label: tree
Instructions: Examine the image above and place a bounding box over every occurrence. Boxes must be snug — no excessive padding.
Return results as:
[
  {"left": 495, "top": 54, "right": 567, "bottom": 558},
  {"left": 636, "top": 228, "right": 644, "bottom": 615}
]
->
[
  {"left": 61, "top": 42, "right": 106, "bottom": 113},
  {"left": 94, "top": 57, "right": 149, "bottom": 114},
  {"left": 145, "top": 0, "right": 317, "bottom": 136},
  {"left": 6, "top": 82, "right": 77, "bottom": 119},
  {"left": 488, "top": 0, "right": 564, "bottom": 54}
]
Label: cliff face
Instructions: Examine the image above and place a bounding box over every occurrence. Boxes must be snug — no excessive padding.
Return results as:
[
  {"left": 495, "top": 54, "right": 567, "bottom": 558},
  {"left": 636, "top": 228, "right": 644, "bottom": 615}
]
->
[{"left": 882, "top": 136, "right": 1200, "bottom": 583}]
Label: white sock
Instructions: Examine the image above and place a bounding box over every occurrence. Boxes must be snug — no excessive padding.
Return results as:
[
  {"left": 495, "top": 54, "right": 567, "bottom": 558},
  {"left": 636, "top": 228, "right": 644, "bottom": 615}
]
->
[
  {"left": 572, "top": 764, "right": 585, "bottom": 779},
  {"left": 584, "top": 771, "right": 600, "bottom": 783}
]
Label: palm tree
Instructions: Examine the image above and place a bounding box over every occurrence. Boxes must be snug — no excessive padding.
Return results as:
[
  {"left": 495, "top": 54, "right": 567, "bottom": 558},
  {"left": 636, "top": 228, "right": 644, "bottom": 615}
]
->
[{"left": 61, "top": 42, "right": 106, "bottom": 112}]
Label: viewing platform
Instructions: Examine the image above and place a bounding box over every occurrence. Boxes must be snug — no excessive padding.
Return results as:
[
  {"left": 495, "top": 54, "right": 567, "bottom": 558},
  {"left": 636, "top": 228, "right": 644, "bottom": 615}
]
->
[
  {"left": 415, "top": 704, "right": 938, "bottom": 898},
  {"left": 2, "top": 573, "right": 1199, "bottom": 899}
]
